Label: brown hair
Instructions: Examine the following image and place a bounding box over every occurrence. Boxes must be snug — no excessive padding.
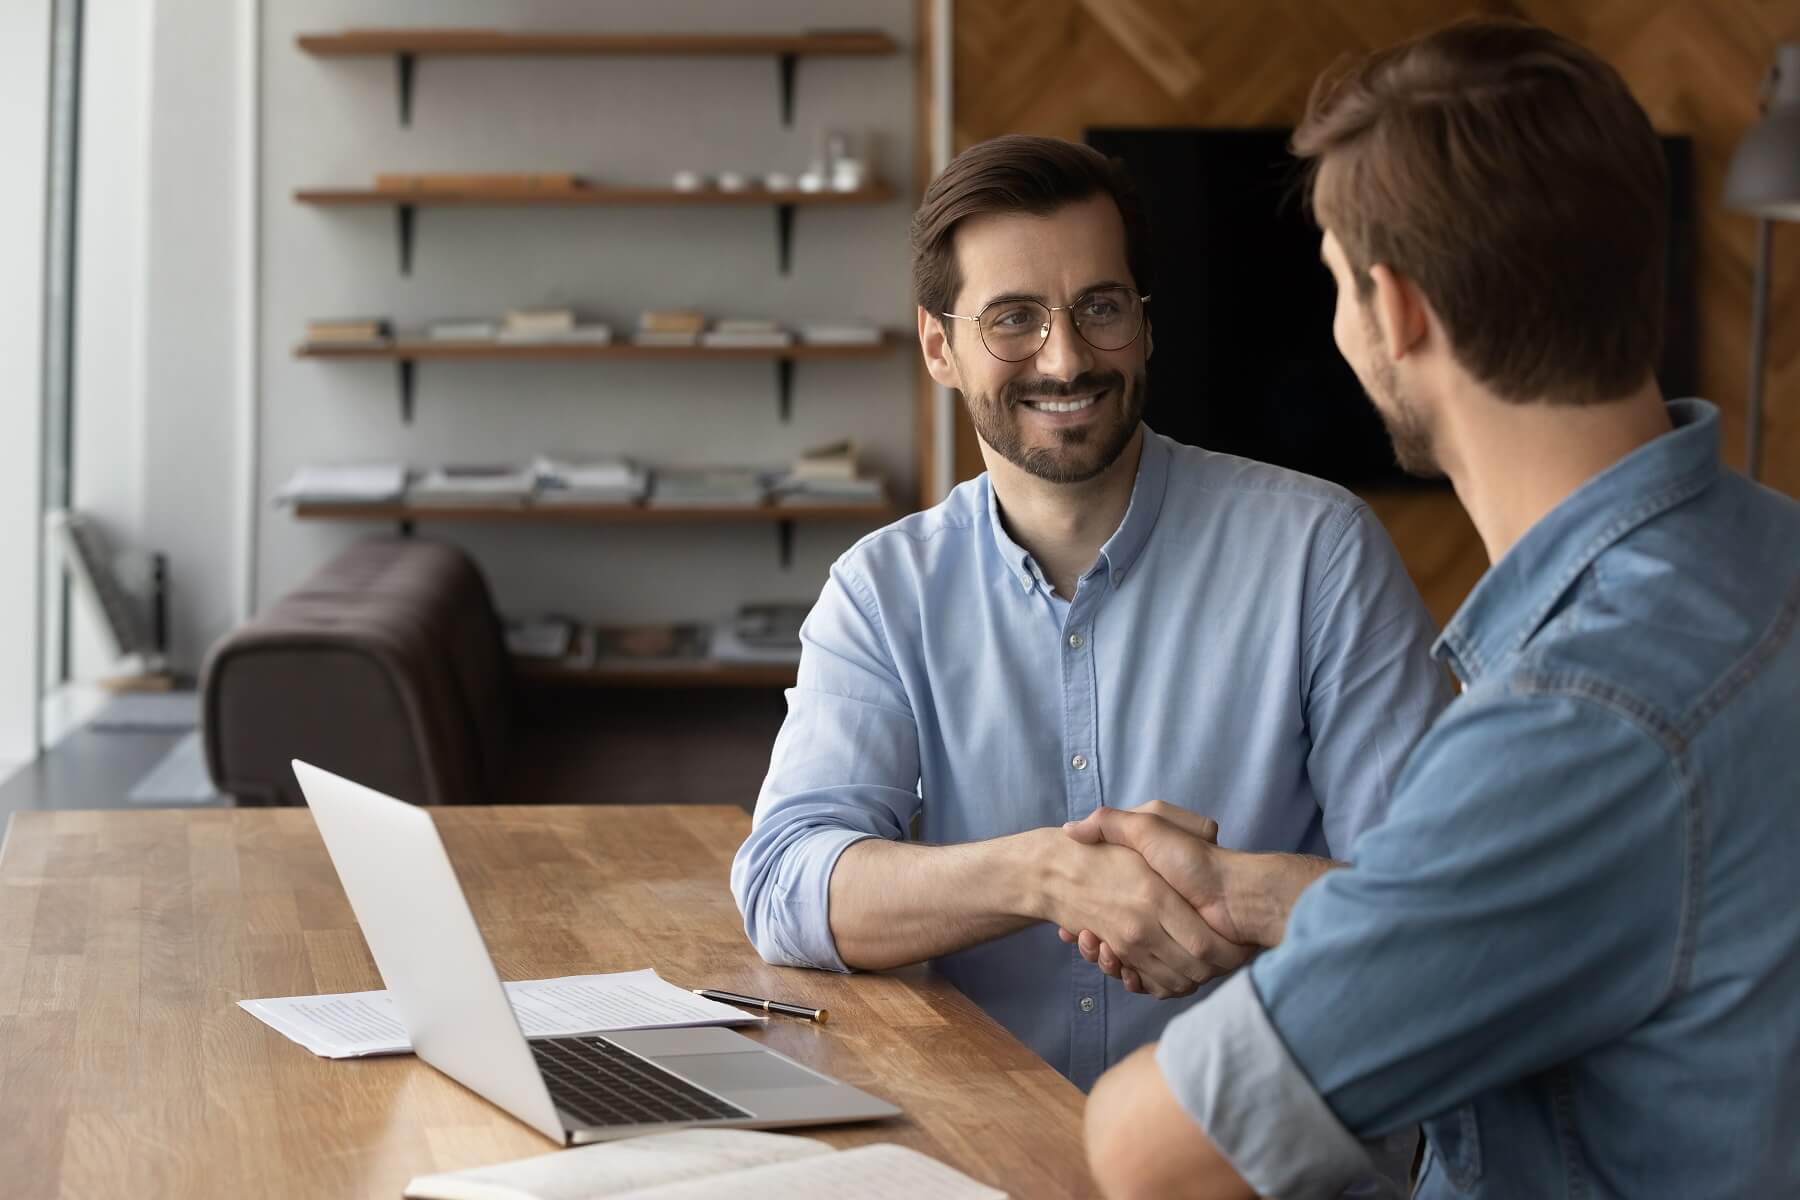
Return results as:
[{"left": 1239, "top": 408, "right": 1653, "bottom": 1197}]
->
[
  {"left": 909, "top": 134, "right": 1152, "bottom": 326},
  {"left": 1293, "top": 19, "right": 1667, "bottom": 404}
]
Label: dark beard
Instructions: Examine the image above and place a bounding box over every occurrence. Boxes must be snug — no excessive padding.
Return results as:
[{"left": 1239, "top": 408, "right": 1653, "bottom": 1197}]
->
[
  {"left": 962, "top": 368, "right": 1146, "bottom": 484},
  {"left": 1361, "top": 311, "right": 1442, "bottom": 479}
]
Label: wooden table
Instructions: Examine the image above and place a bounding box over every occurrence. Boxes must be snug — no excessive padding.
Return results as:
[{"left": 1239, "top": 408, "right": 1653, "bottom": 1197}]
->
[{"left": 0, "top": 806, "right": 1095, "bottom": 1197}]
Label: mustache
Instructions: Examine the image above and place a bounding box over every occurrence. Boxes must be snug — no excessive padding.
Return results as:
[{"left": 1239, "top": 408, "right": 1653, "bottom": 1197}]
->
[{"left": 1003, "top": 370, "right": 1125, "bottom": 406}]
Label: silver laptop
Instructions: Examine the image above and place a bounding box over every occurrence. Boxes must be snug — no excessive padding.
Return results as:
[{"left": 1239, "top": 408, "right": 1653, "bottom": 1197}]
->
[{"left": 292, "top": 760, "right": 901, "bottom": 1144}]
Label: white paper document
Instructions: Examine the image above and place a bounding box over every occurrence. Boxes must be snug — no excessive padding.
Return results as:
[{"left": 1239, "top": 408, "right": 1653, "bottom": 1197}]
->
[{"left": 239, "top": 969, "right": 759, "bottom": 1059}]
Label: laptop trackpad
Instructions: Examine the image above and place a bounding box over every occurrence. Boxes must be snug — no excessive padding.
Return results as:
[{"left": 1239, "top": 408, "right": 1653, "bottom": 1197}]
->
[{"left": 659, "top": 1051, "right": 825, "bottom": 1092}]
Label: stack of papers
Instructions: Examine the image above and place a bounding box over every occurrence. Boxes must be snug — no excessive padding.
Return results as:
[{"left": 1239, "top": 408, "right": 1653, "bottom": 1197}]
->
[
  {"left": 701, "top": 318, "right": 794, "bottom": 349},
  {"left": 649, "top": 467, "right": 769, "bottom": 508},
  {"left": 534, "top": 456, "right": 648, "bottom": 505},
  {"left": 426, "top": 318, "right": 499, "bottom": 341},
  {"left": 276, "top": 463, "right": 409, "bottom": 506},
  {"left": 238, "top": 969, "right": 757, "bottom": 1059},
  {"left": 772, "top": 441, "right": 885, "bottom": 505},
  {"left": 799, "top": 322, "right": 883, "bottom": 347},
  {"left": 635, "top": 310, "right": 705, "bottom": 347},
  {"left": 409, "top": 464, "right": 539, "bottom": 507}
]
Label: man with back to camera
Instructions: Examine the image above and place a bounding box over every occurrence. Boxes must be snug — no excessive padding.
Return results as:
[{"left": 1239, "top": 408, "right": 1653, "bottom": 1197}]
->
[
  {"left": 730, "top": 133, "right": 1452, "bottom": 1191},
  {"left": 1077, "top": 19, "right": 1800, "bottom": 1199}
]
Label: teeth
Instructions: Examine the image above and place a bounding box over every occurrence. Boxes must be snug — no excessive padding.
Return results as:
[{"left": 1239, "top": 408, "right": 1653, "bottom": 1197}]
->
[{"left": 1028, "top": 394, "right": 1098, "bottom": 414}]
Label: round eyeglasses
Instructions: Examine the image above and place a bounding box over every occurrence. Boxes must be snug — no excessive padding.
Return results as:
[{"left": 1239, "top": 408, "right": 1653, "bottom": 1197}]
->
[{"left": 941, "top": 287, "right": 1150, "bottom": 363}]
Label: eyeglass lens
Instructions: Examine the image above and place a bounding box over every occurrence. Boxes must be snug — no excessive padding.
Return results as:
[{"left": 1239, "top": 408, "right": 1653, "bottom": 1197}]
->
[{"left": 978, "top": 288, "right": 1144, "bottom": 362}]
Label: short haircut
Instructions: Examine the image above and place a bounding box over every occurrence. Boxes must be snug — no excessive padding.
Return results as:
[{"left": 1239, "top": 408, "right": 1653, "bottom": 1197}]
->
[
  {"left": 909, "top": 134, "right": 1152, "bottom": 324},
  {"left": 1293, "top": 18, "right": 1668, "bottom": 404}
]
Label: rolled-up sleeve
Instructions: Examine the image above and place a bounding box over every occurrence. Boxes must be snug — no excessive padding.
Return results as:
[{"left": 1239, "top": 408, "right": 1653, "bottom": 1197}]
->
[
  {"left": 729, "top": 559, "right": 922, "bottom": 971},
  {"left": 1158, "top": 691, "right": 1683, "bottom": 1196}
]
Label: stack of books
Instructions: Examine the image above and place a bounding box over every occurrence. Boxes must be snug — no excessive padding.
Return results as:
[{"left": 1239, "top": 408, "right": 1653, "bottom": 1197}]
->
[
  {"left": 503, "top": 614, "right": 577, "bottom": 660},
  {"left": 497, "top": 308, "right": 613, "bottom": 345},
  {"left": 306, "top": 318, "right": 390, "bottom": 347},
  {"left": 407, "top": 464, "right": 539, "bottom": 507},
  {"left": 275, "top": 463, "right": 409, "bottom": 506},
  {"left": 591, "top": 622, "right": 711, "bottom": 666},
  {"left": 799, "top": 322, "right": 883, "bottom": 347},
  {"left": 634, "top": 310, "right": 706, "bottom": 347},
  {"left": 773, "top": 440, "right": 886, "bottom": 505},
  {"left": 648, "top": 466, "right": 769, "bottom": 508},
  {"left": 711, "top": 601, "right": 809, "bottom": 664},
  {"left": 532, "top": 456, "right": 648, "bottom": 506},
  {"left": 700, "top": 318, "right": 794, "bottom": 349},
  {"left": 426, "top": 318, "right": 499, "bottom": 341}
]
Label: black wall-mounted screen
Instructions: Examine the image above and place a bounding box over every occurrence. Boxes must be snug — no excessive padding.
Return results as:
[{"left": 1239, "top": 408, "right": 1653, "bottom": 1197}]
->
[{"left": 1085, "top": 127, "right": 1697, "bottom": 489}]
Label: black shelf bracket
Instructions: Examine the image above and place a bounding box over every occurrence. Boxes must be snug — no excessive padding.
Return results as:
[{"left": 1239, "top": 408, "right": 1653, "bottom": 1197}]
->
[
  {"left": 398, "top": 359, "right": 417, "bottom": 424},
  {"left": 396, "top": 204, "right": 416, "bottom": 275},
  {"left": 776, "top": 203, "right": 795, "bottom": 274},
  {"left": 777, "top": 519, "right": 796, "bottom": 568},
  {"left": 775, "top": 358, "right": 795, "bottom": 421},
  {"left": 396, "top": 53, "right": 417, "bottom": 126},
  {"left": 778, "top": 53, "right": 798, "bottom": 126}
]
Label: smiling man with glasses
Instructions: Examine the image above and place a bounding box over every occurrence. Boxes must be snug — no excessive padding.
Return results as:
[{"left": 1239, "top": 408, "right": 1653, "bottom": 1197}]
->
[{"left": 731, "top": 136, "right": 1449, "bottom": 1189}]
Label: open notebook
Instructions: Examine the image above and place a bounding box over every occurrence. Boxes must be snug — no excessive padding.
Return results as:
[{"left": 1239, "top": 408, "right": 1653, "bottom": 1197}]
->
[{"left": 403, "top": 1129, "right": 1006, "bottom": 1200}]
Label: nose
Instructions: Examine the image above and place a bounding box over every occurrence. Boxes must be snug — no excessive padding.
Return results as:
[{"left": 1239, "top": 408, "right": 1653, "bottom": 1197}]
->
[{"left": 1031, "top": 307, "right": 1094, "bottom": 383}]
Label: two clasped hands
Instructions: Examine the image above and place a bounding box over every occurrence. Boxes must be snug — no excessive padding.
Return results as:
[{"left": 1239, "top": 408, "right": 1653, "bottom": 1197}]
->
[{"left": 1047, "top": 801, "right": 1331, "bottom": 999}]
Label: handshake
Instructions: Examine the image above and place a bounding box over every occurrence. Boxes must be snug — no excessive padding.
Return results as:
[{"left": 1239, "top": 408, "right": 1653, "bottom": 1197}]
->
[{"left": 1043, "top": 801, "right": 1299, "bottom": 1000}]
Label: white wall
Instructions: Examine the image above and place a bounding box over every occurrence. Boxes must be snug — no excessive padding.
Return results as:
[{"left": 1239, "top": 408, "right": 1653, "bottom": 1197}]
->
[
  {"left": 257, "top": 0, "right": 917, "bottom": 624},
  {"left": 0, "top": 0, "right": 52, "bottom": 761},
  {"left": 70, "top": 0, "right": 252, "bottom": 677}
]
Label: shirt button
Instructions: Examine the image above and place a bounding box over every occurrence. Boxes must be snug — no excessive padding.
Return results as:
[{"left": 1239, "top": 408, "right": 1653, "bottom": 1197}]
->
[
  {"left": 1068, "top": 632, "right": 1085, "bottom": 649},
  {"left": 1079, "top": 996, "right": 1097, "bottom": 1013},
  {"left": 1071, "top": 753, "right": 1088, "bottom": 771}
]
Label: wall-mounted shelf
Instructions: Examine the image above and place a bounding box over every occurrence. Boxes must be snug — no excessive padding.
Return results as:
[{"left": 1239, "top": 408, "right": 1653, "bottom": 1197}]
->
[
  {"left": 293, "top": 499, "right": 895, "bottom": 567},
  {"left": 294, "top": 183, "right": 896, "bottom": 275},
  {"left": 516, "top": 659, "right": 798, "bottom": 689},
  {"left": 295, "top": 29, "right": 900, "bottom": 126},
  {"left": 295, "top": 334, "right": 899, "bottom": 424}
]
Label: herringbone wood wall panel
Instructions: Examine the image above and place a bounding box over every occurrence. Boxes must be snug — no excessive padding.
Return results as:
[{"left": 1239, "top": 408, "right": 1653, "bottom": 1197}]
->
[{"left": 947, "top": 0, "right": 1800, "bottom": 621}]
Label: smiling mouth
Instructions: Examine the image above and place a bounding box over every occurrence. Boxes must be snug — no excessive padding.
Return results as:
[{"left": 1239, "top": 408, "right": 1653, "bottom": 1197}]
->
[{"left": 1021, "top": 392, "right": 1101, "bottom": 414}]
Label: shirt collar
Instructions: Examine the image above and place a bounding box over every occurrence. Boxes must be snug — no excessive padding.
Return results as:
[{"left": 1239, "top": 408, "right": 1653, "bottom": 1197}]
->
[
  {"left": 985, "top": 425, "right": 1172, "bottom": 594},
  {"left": 1436, "top": 398, "right": 1722, "bottom": 683}
]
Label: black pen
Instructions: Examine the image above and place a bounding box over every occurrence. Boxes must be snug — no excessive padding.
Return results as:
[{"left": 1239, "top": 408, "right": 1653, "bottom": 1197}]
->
[{"left": 693, "top": 987, "right": 829, "bottom": 1024}]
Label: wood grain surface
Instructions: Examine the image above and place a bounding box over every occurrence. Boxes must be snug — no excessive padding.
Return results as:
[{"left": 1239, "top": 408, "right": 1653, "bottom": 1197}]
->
[{"left": 0, "top": 806, "right": 1096, "bottom": 1198}]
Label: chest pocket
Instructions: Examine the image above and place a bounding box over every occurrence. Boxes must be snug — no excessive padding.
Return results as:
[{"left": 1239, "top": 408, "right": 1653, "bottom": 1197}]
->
[{"left": 1422, "top": 1103, "right": 1484, "bottom": 1192}]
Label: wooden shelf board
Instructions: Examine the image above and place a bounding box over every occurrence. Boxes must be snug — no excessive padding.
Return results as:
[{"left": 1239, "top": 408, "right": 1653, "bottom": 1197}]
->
[
  {"left": 296, "top": 30, "right": 898, "bottom": 58},
  {"left": 516, "top": 660, "right": 797, "bottom": 689},
  {"left": 294, "top": 183, "right": 895, "bottom": 208},
  {"left": 294, "top": 336, "right": 897, "bottom": 362},
  {"left": 292, "top": 501, "right": 895, "bottom": 524}
]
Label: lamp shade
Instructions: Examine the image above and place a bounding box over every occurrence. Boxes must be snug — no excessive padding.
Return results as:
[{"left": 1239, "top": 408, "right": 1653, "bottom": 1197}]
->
[{"left": 1724, "top": 43, "right": 1800, "bottom": 222}]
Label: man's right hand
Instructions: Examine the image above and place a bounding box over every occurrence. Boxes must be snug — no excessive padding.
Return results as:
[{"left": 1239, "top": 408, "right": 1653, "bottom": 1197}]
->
[{"left": 1021, "top": 825, "right": 1252, "bottom": 999}]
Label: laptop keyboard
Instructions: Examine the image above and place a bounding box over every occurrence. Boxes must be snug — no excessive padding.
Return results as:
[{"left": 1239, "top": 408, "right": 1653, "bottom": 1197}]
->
[{"left": 530, "top": 1036, "right": 752, "bottom": 1128}]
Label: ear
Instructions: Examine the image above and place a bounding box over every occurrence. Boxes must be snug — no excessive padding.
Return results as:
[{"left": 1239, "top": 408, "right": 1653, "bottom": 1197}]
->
[
  {"left": 918, "top": 306, "right": 963, "bottom": 391},
  {"left": 1144, "top": 318, "right": 1154, "bottom": 363},
  {"left": 1366, "top": 264, "right": 1429, "bottom": 363}
]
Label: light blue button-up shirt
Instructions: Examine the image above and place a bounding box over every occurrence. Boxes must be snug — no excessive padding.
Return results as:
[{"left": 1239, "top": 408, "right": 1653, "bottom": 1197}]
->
[
  {"left": 1158, "top": 400, "right": 1800, "bottom": 1198},
  {"left": 731, "top": 428, "right": 1451, "bottom": 1090}
]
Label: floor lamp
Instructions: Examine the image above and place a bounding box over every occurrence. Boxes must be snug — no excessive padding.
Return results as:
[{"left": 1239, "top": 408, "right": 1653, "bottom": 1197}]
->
[{"left": 1723, "top": 43, "right": 1800, "bottom": 482}]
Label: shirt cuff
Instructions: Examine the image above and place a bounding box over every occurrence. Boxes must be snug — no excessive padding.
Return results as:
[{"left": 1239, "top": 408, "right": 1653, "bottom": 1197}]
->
[
  {"left": 771, "top": 826, "right": 878, "bottom": 973},
  {"left": 1155, "top": 971, "right": 1376, "bottom": 1200}
]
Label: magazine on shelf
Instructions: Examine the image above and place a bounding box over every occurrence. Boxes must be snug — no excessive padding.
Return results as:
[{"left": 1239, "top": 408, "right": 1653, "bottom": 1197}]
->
[{"left": 276, "top": 463, "right": 409, "bottom": 506}]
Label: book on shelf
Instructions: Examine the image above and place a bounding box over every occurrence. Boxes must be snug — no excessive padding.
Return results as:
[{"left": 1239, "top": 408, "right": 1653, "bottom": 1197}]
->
[
  {"left": 591, "top": 622, "right": 711, "bottom": 664},
  {"left": 408, "top": 464, "right": 538, "bottom": 507},
  {"left": 700, "top": 328, "right": 794, "bottom": 349},
  {"left": 637, "top": 309, "right": 707, "bottom": 335},
  {"left": 790, "top": 439, "right": 859, "bottom": 481},
  {"left": 276, "top": 463, "right": 408, "bottom": 506},
  {"left": 532, "top": 456, "right": 647, "bottom": 505},
  {"left": 373, "top": 172, "right": 585, "bottom": 193},
  {"left": 648, "top": 467, "right": 770, "bottom": 508},
  {"left": 775, "top": 477, "right": 886, "bottom": 505},
  {"left": 799, "top": 322, "right": 883, "bottom": 346},
  {"left": 503, "top": 614, "right": 576, "bottom": 660},
  {"left": 306, "top": 317, "right": 390, "bottom": 345},
  {"left": 498, "top": 307, "right": 576, "bottom": 341},
  {"left": 425, "top": 318, "right": 499, "bottom": 341},
  {"left": 631, "top": 330, "right": 701, "bottom": 348}
]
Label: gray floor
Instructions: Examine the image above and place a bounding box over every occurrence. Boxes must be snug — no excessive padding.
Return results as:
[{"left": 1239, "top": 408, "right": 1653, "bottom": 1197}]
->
[{"left": 0, "top": 726, "right": 218, "bottom": 817}]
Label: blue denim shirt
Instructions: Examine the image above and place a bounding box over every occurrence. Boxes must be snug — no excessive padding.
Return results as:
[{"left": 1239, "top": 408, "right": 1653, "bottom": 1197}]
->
[
  {"left": 1158, "top": 399, "right": 1800, "bottom": 1199},
  {"left": 731, "top": 429, "right": 1450, "bottom": 1094}
]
